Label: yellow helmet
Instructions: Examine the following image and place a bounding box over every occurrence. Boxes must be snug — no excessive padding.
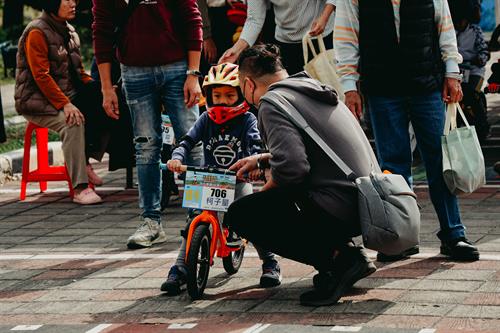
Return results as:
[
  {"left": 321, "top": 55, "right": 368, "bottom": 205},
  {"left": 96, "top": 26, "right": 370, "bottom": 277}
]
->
[{"left": 202, "top": 63, "right": 240, "bottom": 89}]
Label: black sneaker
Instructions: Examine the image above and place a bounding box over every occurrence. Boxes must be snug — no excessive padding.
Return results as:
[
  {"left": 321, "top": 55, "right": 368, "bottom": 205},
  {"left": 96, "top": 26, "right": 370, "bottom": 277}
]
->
[
  {"left": 260, "top": 260, "right": 282, "bottom": 288},
  {"left": 440, "top": 237, "right": 480, "bottom": 261},
  {"left": 376, "top": 245, "right": 420, "bottom": 263},
  {"left": 300, "top": 246, "right": 376, "bottom": 307},
  {"left": 312, "top": 247, "right": 376, "bottom": 289},
  {"left": 160, "top": 265, "right": 187, "bottom": 295}
]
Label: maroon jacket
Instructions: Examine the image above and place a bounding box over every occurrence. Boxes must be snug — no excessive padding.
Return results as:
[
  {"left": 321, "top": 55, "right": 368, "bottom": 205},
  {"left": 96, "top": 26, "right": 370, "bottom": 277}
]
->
[{"left": 92, "top": 0, "right": 202, "bottom": 67}]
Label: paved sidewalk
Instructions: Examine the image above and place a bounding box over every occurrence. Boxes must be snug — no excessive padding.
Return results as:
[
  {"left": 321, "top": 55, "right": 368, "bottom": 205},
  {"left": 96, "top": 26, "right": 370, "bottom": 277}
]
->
[{"left": 0, "top": 166, "right": 499, "bottom": 333}]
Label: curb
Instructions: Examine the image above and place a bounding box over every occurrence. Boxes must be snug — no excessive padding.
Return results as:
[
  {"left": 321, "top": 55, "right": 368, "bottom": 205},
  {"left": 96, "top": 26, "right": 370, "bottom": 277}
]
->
[{"left": 0, "top": 141, "right": 64, "bottom": 184}]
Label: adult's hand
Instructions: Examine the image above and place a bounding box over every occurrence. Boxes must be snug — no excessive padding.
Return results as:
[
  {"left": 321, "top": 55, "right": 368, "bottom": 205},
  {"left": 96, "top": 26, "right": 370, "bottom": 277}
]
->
[
  {"left": 309, "top": 16, "right": 328, "bottom": 36},
  {"left": 229, "top": 155, "right": 259, "bottom": 180},
  {"left": 219, "top": 39, "right": 249, "bottom": 64},
  {"left": 203, "top": 38, "right": 218, "bottom": 64},
  {"left": 261, "top": 173, "right": 278, "bottom": 192},
  {"left": 167, "top": 159, "right": 183, "bottom": 173},
  {"left": 442, "top": 78, "right": 463, "bottom": 103},
  {"left": 63, "top": 103, "right": 85, "bottom": 126},
  {"left": 345, "top": 91, "right": 363, "bottom": 120},
  {"left": 184, "top": 75, "right": 202, "bottom": 108},
  {"left": 102, "top": 87, "right": 120, "bottom": 120}
]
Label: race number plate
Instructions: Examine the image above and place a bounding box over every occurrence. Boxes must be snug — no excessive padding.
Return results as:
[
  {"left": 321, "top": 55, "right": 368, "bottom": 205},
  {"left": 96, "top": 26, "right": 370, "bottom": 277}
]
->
[
  {"left": 161, "top": 114, "right": 174, "bottom": 145},
  {"left": 182, "top": 168, "right": 236, "bottom": 212}
]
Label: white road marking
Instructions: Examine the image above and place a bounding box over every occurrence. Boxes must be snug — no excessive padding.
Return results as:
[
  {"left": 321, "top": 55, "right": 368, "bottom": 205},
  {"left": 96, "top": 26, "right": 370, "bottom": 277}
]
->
[
  {"left": 10, "top": 326, "right": 43, "bottom": 331},
  {"left": 85, "top": 324, "right": 113, "bottom": 333},
  {"left": 418, "top": 329, "right": 436, "bottom": 333},
  {"left": 331, "top": 326, "right": 362, "bottom": 332},
  {"left": 168, "top": 323, "right": 198, "bottom": 329},
  {"left": 243, "top": 324, "right": 271, "bottom": 333}
]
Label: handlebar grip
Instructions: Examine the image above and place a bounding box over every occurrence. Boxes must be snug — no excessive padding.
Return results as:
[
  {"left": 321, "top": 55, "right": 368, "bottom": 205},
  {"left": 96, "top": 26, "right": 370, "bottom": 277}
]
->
[{"left": 159, "top": 163, "right": 187, "bottom": 172}]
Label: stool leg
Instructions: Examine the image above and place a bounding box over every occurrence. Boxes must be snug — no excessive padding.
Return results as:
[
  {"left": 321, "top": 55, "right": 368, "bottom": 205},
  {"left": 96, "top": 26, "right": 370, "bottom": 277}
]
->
[
  {"left": 20, "top": 181, "right": 27, "bottom": 201},
  {"left": 20, "top": 123, "right": 34, "bottom": 201},
  {"left": 36, "top": 127, "right": 49, "bottom": 193}
]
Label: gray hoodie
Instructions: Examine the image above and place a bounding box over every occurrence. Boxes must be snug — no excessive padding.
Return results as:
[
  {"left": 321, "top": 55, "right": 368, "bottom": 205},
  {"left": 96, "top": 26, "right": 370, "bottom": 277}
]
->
[{"left": 258, "top": 72, "right": 380, "bottom": 224}]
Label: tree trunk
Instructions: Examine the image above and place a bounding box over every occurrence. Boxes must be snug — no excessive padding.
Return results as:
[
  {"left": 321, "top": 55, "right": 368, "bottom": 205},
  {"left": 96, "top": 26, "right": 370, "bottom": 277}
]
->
[{"left": 2, "top": 0, "right": 24, "bottom": 38}]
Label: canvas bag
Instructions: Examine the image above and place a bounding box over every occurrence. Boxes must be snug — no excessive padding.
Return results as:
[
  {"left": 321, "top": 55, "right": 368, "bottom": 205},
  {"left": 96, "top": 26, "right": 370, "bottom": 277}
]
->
[
  {"left": 302, "top": 34, "right": 345, "bottom": 101},
  {"left": 261, "top": 91, "right": 420, "bottom": 255},
  {"left": 442, "top": 103, "right": 485, "bottom": 195}
]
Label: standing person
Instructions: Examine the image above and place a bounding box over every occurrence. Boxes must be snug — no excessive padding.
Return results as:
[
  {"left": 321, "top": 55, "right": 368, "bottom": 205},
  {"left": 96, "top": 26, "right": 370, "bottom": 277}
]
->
[
  {"left": 226, "top": 44, "right": 378, "bottom": 306},
  {"left": 15, "top": 0, "right": 107, "bottom": 205},
  {"left": 335, "top": 0, "right": 479, "bottom": 261},
  {"left": 219, "top": 0, "right": 336, "bottom": 74},
  {"left": 92, "top": 0, "right": 204, "bottom": 249}
]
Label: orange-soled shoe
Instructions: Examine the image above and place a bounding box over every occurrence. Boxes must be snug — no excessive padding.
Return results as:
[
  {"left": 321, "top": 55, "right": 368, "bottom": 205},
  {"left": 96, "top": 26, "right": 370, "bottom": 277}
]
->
[{"left": 73, "top": 187, "right": 102, "bottom": 205}]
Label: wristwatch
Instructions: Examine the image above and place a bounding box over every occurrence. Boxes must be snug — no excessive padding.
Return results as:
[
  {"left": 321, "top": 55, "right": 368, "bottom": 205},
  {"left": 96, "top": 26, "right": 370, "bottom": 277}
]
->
[{"left": 186, "top": 69, "right": 202, "bottom": 77}]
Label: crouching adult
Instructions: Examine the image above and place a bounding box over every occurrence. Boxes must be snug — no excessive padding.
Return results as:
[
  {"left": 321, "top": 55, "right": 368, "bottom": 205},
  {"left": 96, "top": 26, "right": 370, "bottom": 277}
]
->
[{"left": 225, "top": 44, "right": 380, "bottom": 306}]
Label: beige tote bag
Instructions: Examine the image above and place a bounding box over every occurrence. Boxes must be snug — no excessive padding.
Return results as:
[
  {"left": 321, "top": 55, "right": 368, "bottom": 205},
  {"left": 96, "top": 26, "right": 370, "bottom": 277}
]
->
[{"left": 302, "top": 34, "right": 345, "bottom": 101}]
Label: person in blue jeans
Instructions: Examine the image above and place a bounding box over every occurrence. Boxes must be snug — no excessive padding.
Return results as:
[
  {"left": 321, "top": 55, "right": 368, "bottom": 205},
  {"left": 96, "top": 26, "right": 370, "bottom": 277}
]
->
[
  {"left": 160, "top": 63, "right": 281, "bottom": 295},
  {"left": 335, "top": 0, "right": 479, "bottom": 261},
  {"left": 92, "top": 0, "right": 204, "bottom": 248}
]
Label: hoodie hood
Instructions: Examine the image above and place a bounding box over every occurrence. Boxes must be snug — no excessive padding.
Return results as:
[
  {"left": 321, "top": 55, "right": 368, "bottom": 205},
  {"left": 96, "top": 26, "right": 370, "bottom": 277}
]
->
[{"left": 267, "top": 72, "right": 339, "bottom": 106}]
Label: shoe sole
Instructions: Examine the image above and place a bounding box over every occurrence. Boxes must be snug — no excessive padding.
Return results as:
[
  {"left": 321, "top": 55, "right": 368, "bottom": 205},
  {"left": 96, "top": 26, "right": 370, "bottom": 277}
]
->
[
  {"left": 377, "top": 246, "right": 420, "bottom": 263},
  {"left": 127, "top": 232, "right": 168, "bottom": 249},
  {"left": 313, "top": 262, "right": 376, "bottom": 289},
  {"left": 440, "top": 246, "right": 480, "bottom": 261},
  {"left": 260, "top": 275, "right": 282, "bottom": 288},
  {"left": 160, "top": 282, "right": 185, "bottom": 296},
  {"left": 301, "top": 262, "right": 377, "bottom": 307}
]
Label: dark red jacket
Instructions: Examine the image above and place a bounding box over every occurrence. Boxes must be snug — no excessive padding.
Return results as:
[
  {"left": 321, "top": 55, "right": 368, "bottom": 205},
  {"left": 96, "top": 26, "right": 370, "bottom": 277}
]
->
[{"left": 92, "top": 0, "right": 202, "bottom": 67}]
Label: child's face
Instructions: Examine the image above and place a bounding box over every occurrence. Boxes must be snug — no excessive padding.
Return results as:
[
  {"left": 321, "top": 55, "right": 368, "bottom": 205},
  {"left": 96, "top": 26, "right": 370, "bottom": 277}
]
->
[{"left": 212, "top": 86, "right": 239, "bottom": 106}]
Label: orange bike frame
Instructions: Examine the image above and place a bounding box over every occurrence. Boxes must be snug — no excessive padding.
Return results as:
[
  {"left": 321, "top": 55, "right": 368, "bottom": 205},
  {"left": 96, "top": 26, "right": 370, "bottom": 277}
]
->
[{"left": 184, "top": 210, "right": 237, "bottom": 266}]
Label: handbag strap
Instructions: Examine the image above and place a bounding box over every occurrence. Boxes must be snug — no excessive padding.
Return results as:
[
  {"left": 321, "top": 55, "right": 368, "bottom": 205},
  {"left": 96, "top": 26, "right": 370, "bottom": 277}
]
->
[
  {"left": 261, "top": 90, "right": 357, "bottom": 180},
  {"left": 444, "top": 103, "right": 470, "bottom": 135},
  {"left": 302, "top": 34, "right": 319, "bottom": 65}
]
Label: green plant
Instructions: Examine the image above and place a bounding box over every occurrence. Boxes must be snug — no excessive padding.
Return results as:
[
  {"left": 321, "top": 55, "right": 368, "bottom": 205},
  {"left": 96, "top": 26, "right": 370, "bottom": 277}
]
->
[{"left": 0, "top": 124, "right": 60, "bottom": 154}]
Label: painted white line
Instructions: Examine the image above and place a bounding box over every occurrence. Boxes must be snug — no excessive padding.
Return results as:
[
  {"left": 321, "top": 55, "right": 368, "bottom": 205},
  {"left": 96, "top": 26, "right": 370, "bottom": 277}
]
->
[
  {"left": 418, "top": 329, "right": 436, "bottom": 333},
  {"left": 85, "top": 324, "right": 113, "bottom": 333},
  {"left": 168, "top": 323, "right": 198, "bottom": 329},
  {"left": 0, "top": 187, "right": 125, "bottom": 194},
  {"left": 331, "top": 326, "right": 362, "bottom": 332},
  {"left": 11, "top": 325, "right": 43, "bottom": 331},
  {"left": 243, "top": 324, "right": 271, "bottom": 333}
]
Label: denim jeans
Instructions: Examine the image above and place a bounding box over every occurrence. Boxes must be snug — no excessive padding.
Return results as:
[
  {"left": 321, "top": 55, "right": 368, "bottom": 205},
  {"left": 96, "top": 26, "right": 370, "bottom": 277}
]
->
[
  {"left": 121, "top": 60, "right": 203, "bottom": 221},
  {"left": 366, "top": 91, "right": 466, "bottom": 242}
]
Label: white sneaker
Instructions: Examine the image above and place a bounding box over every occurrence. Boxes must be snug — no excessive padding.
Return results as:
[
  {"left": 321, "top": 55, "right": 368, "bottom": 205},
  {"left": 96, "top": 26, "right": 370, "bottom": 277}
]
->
[
  {"left": 72, "top": 188, "right": 102, "bottom": 205},
  {"left": 127, "top": 218, "right": 167, "bottom": 249}
]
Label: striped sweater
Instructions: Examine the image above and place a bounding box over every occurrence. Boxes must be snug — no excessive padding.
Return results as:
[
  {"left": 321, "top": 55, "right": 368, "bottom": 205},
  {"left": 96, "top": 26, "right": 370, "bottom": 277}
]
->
[{"left": 334, "top": 0, "right": 463, "bottom": 92}]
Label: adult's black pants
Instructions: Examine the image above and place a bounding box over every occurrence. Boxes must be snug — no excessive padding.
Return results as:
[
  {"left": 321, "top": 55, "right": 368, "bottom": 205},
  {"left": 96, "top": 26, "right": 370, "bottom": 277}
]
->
[{"left": 224, "top": 186, "right": 352, "bottom": 271}]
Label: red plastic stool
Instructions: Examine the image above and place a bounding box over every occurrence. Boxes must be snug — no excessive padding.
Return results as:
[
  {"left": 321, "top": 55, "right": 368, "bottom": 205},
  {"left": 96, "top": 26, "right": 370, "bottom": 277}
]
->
[{"left": 20, "top": 122, "right": 74, "bottom": 200}]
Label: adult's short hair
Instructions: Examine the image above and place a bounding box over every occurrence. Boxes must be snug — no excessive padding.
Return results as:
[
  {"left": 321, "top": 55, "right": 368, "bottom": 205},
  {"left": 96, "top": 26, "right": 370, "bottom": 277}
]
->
[
  {"left": 238, "top": 44, "right": 284, "bottom": 79},
  {"left": 41, "top": 0, "right": 62, "bottom": 14}
]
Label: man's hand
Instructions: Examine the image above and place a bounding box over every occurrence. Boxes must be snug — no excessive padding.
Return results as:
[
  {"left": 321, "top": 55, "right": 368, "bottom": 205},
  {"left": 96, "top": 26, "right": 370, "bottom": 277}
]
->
[
  {"left": 219, "top": 39, "right": 249, "bottom": 64},
  {"left": 63, "top": 103, "right": 85, "bottom": 126},
  {"left": 261, "top": 173, "right": 278, "bottom": 192},
  {"left": 102, "top": 87, "right": 120, "bottom": 120},
  {"left": 309, "top": 16, "right": 328, "bottom": 36},
  {"left": 203, "top": 38, "right": 218, "bottom": 64},
  {"left": 184, "top": 75, "right": 202, "bottom": 108},
  {"left": 345, "top": 91, "right": 363, "bottom": 120},
  {"left": 442, "top": 77, "right": 463, "bottom": 103},
  {"left": 167, "top": 159, "right": 183, "bottom": 173},
  {"left": 229, "top": 155, "right": 259, "bottom": 180}
]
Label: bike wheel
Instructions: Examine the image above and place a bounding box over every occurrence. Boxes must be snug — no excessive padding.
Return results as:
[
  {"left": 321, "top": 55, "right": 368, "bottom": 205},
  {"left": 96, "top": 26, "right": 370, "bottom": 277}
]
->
[
  {"left": 186, "top": 223, "right": 211, "bottom": 300},
  {"left": 222, "top": 245, "right": 245, "bottom": 275}
]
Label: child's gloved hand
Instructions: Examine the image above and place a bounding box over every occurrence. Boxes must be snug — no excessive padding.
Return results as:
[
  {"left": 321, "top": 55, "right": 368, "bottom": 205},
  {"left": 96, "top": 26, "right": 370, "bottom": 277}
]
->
[
  {"left": 167, "top": 159, "right": 183, "bottom": 173},
  {"left": 487, "top": 63, "right": 500, "bottom": 93},
  {"left": 487, "top": 82, "right": 500, "bottom": 93}
]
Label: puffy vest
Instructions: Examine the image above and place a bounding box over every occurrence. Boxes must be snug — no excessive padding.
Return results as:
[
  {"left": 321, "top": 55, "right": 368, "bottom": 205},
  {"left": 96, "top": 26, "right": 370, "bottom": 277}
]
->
[
  {"left": 15, "top": 12, "right": 83, "bottom": 116},
  {"left": 358, "top": 0, "right": 444, "bottom": 95}
]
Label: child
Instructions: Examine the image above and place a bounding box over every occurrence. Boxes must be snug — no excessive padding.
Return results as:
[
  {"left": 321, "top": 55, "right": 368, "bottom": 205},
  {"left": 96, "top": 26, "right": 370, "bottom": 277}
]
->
[
  {"left": 160, "top": 63, "right": 281, "bottom": 296},
  {"left": 453, "top": 4, "right": 490, "bottom": 141}
]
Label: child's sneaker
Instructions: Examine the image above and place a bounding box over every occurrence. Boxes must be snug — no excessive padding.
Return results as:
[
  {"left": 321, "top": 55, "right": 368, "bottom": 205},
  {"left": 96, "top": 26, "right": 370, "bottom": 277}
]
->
[
  {"left": 160, "top": 265, "right": 187, "bottom": 296},
  {"left": 260, "top": 260, "right": 282, "bottom": 288}
]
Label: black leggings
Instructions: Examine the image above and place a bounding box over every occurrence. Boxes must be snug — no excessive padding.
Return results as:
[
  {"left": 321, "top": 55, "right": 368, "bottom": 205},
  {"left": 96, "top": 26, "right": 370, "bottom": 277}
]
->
[{"left": 224, "top": 186, "right": 352, "bottom": 271}]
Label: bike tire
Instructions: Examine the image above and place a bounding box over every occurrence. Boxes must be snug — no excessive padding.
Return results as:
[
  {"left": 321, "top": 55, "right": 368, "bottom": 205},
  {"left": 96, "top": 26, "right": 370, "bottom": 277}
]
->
[
  {"left": 186, "top": 223, "right": 211, "bottom": 300},
  {"left": 222, "top": 246, "right": 245, "bottom": 275}
]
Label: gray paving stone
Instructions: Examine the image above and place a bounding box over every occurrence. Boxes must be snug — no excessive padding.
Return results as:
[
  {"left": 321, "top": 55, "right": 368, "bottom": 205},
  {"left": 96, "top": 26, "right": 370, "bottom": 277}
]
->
[
  {"left": 397, "top": 290, "right": 469, "bottom": 304},
  {"left": 35, "top": 290, "right": 103, "bottom": 302},
  {"left": 0, "top": 215, "right": 52, "bottom": 223},
  {"left": 477, "top": 281, "right": 500, "bottom": 293},
  {"left": 354, "top": 278, "right": 420, "bottom": 290},
  {"left": 10, "top": 279, "right": 74, "bottom": 291},
  {"left": 92, "top": 228, "right": 137, "bottom": 236},
  {"left": 73, "top": 300, "right": 136, "bottom": 313},
  {"left": 0, "top": 236, "right": 37, "bottom": 244},
  {"left": 0, "top": 269, "right": 44, "bottom": 280},
  {"left": 0, "top": 302, "right": 23, "bottom": 314},
  {"left": 87, "top": 268, "right": 150, "bottom": 279},
  {"left": 44, "top": 228, "right": 98, "bottom": 237},
  {"left": 64, "top": 278, "right": 129, "bottom": 290},
  {"left": 427, "top": 269, "right": 496, "bottom": 281},
  {"left": 250, "top": 300, "right": 314, "bottom": 313},
  {"left": 127, "top": 299, "right": 190, "bottom": 313},
  {"left": 25, "top": 236, "right": 82, "bottom": 244},
  {"left": 382, "top": 302, "right": 455, "bottom": 316},
  {"left": 71, "top": 235, "right": 124, "bottom": 244},
  {"left": 86, "top": 214, "right": 138, "bottom": 223},
  {"left": 448, "top": 305, "right": 500, "bottom": 318},
  {"left": 409, "top": 279, "right": 483, "bottom": 292},
  {"left": 115, "top": 278, "right": 165, "bottom": 289},
  {"left": 1, "top": 228, "right": 51, "bottom": 237}
]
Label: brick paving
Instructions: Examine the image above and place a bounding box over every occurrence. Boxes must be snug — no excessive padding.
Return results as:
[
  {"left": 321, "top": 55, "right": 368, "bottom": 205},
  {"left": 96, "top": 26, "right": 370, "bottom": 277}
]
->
[{"left": 0, "top": 166, "right": 499, "bottom": 333}]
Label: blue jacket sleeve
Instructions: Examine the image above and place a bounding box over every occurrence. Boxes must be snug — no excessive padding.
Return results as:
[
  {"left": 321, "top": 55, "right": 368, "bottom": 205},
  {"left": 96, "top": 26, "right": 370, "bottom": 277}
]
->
[
  {"left": 245, "top": 113, "right": 263, "bottom": 155},
  {"left": 171, "top": 112, "right": 207, "bottom": 162}
]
